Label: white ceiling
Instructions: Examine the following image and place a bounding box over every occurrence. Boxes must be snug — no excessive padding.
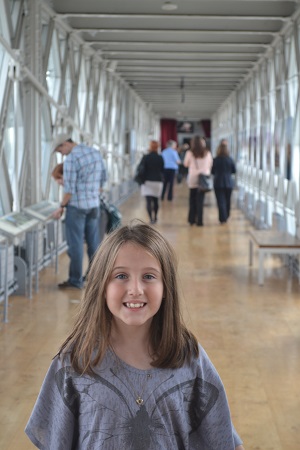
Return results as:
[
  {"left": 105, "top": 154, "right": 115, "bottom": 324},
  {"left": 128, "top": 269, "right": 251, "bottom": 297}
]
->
[{"left": 52, "top": 0, "right": 300, "bottom": 120}]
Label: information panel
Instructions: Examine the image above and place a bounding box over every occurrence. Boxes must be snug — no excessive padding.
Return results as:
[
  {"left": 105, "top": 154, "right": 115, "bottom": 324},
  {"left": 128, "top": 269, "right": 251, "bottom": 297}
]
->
[
  {"left": 0, "top": 212, "right": 39, "bottom": 237},
  {"left": 24, "top": 201, "right": 59, "bottom": 222}
]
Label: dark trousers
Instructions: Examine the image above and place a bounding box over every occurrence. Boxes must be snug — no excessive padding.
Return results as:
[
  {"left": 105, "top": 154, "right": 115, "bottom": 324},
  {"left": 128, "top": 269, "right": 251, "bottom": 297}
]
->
[
  {"left": 188, "top": 188, "right": 205, "bottom": 225},
  {"left": 161, "top": 169, "right": 176, "bottom": 201},
  {"left": 214, "top": 188, "right": 232, "bottom": 223},
  {"left": 146, "top": 196, "right": 159, "bottom": 221}
]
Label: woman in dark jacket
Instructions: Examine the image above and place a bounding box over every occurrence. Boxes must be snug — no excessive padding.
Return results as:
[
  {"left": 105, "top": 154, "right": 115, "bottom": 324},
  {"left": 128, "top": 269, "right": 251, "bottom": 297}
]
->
[
  {"left": 141, "top": 140, "right": 164, "bottom": 224},
  {"left": 211, "top": 140, "right": 236, "bottom": 224}
]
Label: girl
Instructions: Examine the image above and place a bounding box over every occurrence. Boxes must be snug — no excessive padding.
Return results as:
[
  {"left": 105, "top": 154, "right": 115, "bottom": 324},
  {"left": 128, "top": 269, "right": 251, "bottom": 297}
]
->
[
  {"left": 25, "top": 221, "right": 245, "bottom": 450},
  {"left": 140, "top": 140, "right": 164, "bottom": 224},
  {"left": 212, "top": 139, "right": 236, "bottom": 224},
  {"left": 184, "top": 136, "right": 213, "bottom": 226}
]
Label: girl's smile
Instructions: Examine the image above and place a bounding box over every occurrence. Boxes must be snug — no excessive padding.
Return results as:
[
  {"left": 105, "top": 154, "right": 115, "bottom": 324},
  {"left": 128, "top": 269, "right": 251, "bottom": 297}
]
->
[{"left": 106, "top": 242, "right": 164, "bottom": 329}]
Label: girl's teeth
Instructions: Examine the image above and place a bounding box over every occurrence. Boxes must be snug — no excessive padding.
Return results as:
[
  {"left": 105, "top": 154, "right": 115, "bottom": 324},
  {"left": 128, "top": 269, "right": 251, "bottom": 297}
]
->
[{"left": 126, "top": 303, "right": 144, "bottom": 308}]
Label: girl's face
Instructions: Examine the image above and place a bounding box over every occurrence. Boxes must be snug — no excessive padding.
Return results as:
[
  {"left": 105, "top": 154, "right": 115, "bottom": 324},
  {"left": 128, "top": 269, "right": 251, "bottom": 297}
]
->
[{"left": 106, "top": 242, "right": 164, "bottom": 331}]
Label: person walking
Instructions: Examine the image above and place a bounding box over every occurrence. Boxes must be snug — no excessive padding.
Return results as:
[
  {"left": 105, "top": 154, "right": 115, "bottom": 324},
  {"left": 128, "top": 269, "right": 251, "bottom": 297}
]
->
[
  {"left": 177, "top": 143, "right": 189, "bottom": 183},
  {"left": 184, "top": 136, "right": 213, "bottom": 226},
  {"left": 161, "top": 139, "right": 180, "bottom": 201},
  {"left": 212, "top": 139, "right": 236, "bottom": 224},
  {"left": 140, "top": 140, "right": 164, "bottom": 224},
  {"left": 25, "top": 221, "right": 245, "bottom": 450},
  {"left": 52, "top": 133, "right": 107, "bottom": 289}
]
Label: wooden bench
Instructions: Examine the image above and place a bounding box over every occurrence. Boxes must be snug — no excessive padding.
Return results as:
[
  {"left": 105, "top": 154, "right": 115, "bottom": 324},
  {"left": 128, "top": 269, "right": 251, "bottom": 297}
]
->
[{"left": 249, "top": 229, "right": 300, "bottom": 285}]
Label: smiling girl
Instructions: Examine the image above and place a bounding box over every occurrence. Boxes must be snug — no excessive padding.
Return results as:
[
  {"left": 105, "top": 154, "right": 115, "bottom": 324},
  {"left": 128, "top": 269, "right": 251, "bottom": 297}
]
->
[{"left": 25, "top": 221, "right": 245, "bottom": 450}]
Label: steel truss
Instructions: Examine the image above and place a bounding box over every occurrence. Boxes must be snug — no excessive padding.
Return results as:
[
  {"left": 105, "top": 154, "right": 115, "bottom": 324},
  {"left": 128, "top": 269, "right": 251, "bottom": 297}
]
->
[{"left": 0, "top": 0, "right": 159, "bottom": 214}]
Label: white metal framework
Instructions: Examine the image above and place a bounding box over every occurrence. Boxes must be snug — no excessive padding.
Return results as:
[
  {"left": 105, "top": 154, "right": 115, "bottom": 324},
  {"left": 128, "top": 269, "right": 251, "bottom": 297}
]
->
[
  {"left": 212, "top": 16, "right": 300, "bottom": 192},
  {"left": 0, "top": 0, "right": 159, "bottom": 215},
  {"left": 0, "top": 0, "right": 300, "bottom": 218}
]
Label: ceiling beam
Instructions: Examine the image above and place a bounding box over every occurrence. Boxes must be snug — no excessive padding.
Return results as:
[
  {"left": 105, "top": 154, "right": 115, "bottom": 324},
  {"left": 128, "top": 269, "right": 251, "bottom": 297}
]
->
[
  {"left": 115, "top": 60, "right": 255, "bottom": 66},
  {"left": 87, "top": 41, "right": 269, "bottom": 48},
  {"left": 100, "top": 51, "right": 259, "bottom": 57},
  {"left": 75, "top": 29, "right": 277, "bottom": 36},
  {"left": 59, "top": 13, "right": 288, "bottom": 21}
]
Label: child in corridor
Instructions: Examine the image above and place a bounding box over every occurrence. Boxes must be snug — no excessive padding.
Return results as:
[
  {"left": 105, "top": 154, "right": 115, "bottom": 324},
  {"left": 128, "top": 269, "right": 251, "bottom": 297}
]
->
[{"left": 25, "top": 221, "right": 245, "bottom": 450}]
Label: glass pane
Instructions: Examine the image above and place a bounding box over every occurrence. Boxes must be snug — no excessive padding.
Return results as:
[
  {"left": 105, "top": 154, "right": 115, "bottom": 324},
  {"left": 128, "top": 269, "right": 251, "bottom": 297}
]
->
[
  {"left": 0, "top": 9, "right": 3, "bottom": 35},
  {"left": 46, "top": 31, "right": 61, "bottom": 102},
  {"left": 0, "top": 43, "right": 7, "bottom": 107},
  {"left": 288, "top": 75, "right": 298, "bottom": 118},
  {"left": 9, "top": 0, "right": 21, "bottom": 34},
  {"left": 65, "top": 63, "right": 72, "bottom": 107},
  {"left": 78, "top": 63, "right": 87, "bottom": 126},
  {"left": 59, "top": 32, "right": 67, "bottom": 62},
  {"left": 285, "top": 117, "right": 293, "bottom": 180},
  {"left": 41, "top": 23, "right": 49, "bottom": 54},
  {"left": 15, "top": 93, "right": 24, "bottom": 179},
  {"left": 0, "top": 196, "right": 4, "bottom": 216},
  {"left": 3, "top": 96, "right": 16, "bottom": 186},
  {"left": 41, "top": 100, "right": 52, "bottom": 196}
]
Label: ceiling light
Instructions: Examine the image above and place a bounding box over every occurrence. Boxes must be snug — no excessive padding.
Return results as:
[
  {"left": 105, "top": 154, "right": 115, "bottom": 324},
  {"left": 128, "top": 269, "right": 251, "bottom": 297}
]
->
[{"left": 161, "top": 1, "right": 178, "bottom": 11}]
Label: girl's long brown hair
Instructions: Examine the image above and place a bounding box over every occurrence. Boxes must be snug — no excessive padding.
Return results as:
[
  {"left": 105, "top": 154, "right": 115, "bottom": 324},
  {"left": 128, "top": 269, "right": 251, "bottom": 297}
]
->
[
  {"left": 58, "top": 221, "right": 199, "bottom": 374},
  {"left": 217, "top": 141, "right": 230, "bottom": 157},
  {"left": 191, "top": 135, "right": 207, "bottom": 159}
]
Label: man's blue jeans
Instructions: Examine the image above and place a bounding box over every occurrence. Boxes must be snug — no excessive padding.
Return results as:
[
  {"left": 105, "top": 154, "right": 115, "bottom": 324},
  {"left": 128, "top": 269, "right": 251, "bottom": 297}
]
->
[{"left": 65, "top": 205, "right": 100, "bottom": 288}]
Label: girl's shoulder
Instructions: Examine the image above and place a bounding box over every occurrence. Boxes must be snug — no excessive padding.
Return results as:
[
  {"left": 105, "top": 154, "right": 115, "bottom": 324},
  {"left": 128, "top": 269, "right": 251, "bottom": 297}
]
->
[{"left": 189, "top": 344, "right": 223, "bottom": 384}]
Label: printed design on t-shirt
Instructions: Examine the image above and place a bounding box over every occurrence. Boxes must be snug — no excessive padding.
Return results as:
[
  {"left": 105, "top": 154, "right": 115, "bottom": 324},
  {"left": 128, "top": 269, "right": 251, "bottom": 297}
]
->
[{"left": 55, "top": 366, "right": 219, "bottom": 449}]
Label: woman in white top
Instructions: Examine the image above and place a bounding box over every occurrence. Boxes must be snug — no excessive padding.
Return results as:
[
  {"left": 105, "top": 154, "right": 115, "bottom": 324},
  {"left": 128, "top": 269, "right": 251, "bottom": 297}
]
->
[{"left": 184, "top": 136, "right": 213, "bottom": 226}]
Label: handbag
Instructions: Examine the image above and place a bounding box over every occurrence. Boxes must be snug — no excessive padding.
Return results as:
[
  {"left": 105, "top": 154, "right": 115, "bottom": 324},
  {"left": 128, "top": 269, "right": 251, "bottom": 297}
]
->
[
  {"left": 198, "top": 173, "right": 213, "bottom": 192},
  {"left": 195, "top": 158, "right": 213, "bottom": 192},
  {"left": 134, "top": 156, "right": 146, "bottom": 185},
  {"left": 100, "top": 197, "right": 122, "bottom": 234}
]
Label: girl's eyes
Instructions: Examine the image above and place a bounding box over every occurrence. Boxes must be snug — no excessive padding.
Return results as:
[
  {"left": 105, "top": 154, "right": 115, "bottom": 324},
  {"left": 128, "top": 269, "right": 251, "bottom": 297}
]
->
[
  {"left": 143, "top": 274, "right": 155, "bottom": 280},
  {"left": 114, "top": 273, "right": 156, "bottom": 280},
  {"left": 115, "top": 273, "right": 127, "bottom": 279}
]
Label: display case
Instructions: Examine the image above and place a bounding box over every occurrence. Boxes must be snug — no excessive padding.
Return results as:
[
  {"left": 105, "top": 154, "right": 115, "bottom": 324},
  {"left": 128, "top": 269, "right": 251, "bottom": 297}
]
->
[
  {"left": 0, "top": 235, "right": 16, "bottom": 322},
  {"left": 0, "top": 212, "right": 40, "bottom": 299},
  {"left": 24, "top": 201, "right": 67, "bottom": 272}
]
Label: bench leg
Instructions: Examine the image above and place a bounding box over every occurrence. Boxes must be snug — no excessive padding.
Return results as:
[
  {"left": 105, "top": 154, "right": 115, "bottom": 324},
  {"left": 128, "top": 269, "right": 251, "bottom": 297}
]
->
[
  {"left": 258, "top": 249, "right": 264, "bottom": 285},
  {"left": 249, "top": 239, "right": 253, "bottom": 266}
]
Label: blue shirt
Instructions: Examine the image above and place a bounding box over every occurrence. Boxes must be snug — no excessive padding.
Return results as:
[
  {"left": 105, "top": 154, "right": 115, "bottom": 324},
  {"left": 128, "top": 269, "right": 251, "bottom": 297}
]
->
[
  {"left": 162, "top": 147, "right": 179, "bottom": 170},
  {"left": 63, "top": 144, "right": 107, "bottom": 209}
]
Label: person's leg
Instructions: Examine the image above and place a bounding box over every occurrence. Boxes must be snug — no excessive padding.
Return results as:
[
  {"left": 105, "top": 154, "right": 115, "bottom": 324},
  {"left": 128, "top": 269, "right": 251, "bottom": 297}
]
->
[
  {"left": 188, "top": 188, "right": 197, "bottom": 224},
  {"left": 196, "top": 190, "right": 205, "bottom": 225},
  {"left": 225, "top": 188, "right": 233, "bottom": 219},
  {"left": 145, "top": 196, "right": 152, "bottom": 221},
  {"left": 83, "top": 207, "right": 101, "bottom": 283},
  {"left": 153, "top": 197, "right": 159, "bottom": 222},
  {"left": 215, "top": 189, "right": 227, "bottom": 223},
  {"left": 65, "top": 205, "right": 85, "bottom": 288},
  {"left": 161, "top": 169, "right": 169, "bottom": 200},
  {"left": 167, "top": 170, "right": 176, "bottom": 201},
  {"left": 85, "top": 206, "right": 101, "bottom": 262}
]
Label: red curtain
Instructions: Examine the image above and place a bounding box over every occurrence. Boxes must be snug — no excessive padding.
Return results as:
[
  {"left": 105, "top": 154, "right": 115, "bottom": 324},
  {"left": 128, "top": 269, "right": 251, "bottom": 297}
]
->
[
  {"left": 201, "top": 120, "right": 211, "bottom": 138},
  {"left": 160, "top": 119, "right": 177, "bottom": 150}
]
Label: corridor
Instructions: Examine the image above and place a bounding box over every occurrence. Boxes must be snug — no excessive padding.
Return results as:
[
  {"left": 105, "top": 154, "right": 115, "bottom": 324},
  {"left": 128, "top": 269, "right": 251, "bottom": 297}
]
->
[{"left": 1, "top": 184, "right": 299, "bottom": 450}]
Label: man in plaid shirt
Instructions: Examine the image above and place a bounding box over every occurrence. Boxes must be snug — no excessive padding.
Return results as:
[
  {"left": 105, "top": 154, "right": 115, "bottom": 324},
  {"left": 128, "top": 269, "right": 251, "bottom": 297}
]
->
[{"left": 52, "top": 133, "right": 107, "bottom": 289}]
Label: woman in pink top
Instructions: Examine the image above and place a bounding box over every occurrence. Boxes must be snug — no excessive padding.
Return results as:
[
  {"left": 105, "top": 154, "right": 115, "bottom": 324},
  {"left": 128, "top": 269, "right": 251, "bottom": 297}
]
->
[{"left": 183, "top": 136, "right": 213, "bottom": 226}]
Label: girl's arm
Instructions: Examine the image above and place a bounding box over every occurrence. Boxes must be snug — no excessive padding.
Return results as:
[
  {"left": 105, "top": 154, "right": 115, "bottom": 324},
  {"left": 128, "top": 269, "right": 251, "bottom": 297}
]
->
[{"left": 236, "top": 445, "right": 245, "bottom": 450}]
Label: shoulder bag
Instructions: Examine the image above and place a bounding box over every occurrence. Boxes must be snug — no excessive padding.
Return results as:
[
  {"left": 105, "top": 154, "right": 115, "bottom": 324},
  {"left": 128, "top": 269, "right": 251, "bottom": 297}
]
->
[
  {"left": 195, "top": 158, "right": 213, "bottom": 192},
  {"left": 134, "top": 155, "right": 146, "bottom": 185}
]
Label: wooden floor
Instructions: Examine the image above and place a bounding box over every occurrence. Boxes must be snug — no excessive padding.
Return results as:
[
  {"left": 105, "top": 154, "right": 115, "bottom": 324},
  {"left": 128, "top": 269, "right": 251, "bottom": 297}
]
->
[{"left": 1, "top": 182, "right": 300, "bottom": 450}]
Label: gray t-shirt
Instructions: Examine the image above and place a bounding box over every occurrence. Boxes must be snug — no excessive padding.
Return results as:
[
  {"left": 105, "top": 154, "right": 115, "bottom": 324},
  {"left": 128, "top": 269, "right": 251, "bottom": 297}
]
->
[{"left": 25, "top": 345, "right": 243, "bottom": 449}]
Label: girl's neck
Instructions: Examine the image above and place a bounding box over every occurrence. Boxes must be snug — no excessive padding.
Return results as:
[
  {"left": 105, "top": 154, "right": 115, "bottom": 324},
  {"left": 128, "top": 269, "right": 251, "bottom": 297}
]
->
[{"left": 109, "top": 324, "right": 154, "bottom": 370}]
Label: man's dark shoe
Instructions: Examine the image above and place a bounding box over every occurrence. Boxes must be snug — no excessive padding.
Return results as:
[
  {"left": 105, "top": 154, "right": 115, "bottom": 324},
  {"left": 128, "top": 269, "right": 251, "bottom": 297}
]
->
[{"left": 58, "top": 280, "right": 81, "bottom": 290}]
